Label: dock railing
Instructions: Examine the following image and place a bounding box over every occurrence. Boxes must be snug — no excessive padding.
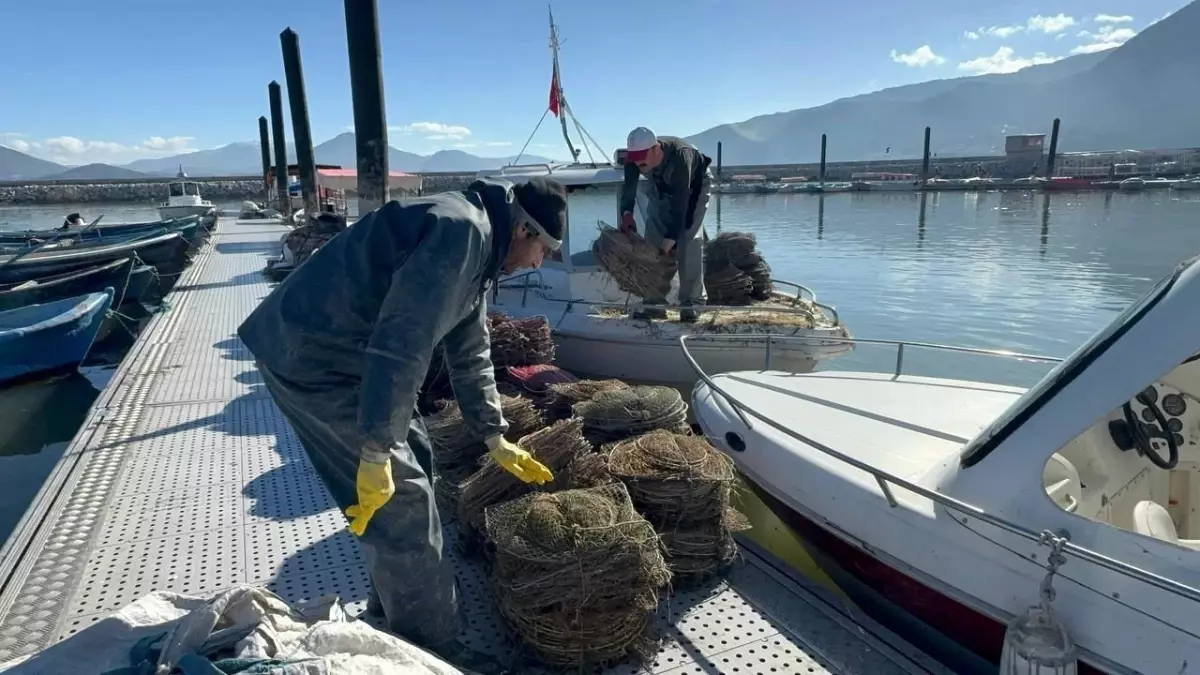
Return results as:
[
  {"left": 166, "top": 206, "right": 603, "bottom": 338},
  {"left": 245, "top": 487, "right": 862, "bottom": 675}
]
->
[{"left": 679, "top": 333, "right": 1200, "bottom": 605}]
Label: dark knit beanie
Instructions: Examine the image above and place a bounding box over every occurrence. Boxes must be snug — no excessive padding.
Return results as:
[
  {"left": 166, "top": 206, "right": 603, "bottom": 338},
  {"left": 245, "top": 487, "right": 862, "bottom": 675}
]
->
[{"left": 511, "top": 177, "right": 567, "bottom": 244}]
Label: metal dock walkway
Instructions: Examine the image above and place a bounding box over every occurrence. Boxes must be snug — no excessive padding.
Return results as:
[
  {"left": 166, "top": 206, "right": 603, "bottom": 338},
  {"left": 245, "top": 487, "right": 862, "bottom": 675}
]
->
[{"left": 0, "top": 217, "right": 948, "bottom": 674}]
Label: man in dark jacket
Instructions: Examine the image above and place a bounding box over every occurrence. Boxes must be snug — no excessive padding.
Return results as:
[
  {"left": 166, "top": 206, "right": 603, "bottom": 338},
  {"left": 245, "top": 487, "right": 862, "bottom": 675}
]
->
[
  {"left": 617, "top": 127, "right": 714, "bottom": 322},
  {"left": 237, "top": 177, "right": 567, "bottom": 673}
]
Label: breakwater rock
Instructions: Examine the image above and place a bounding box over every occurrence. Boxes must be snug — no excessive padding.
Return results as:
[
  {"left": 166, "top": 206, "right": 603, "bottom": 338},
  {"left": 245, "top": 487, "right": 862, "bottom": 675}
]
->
[
  {"left": 0, "top": 179, "right": 265, "bottom": 205},
  {"left": 0, "top": 174, "right": 480, "bottom": 205}
]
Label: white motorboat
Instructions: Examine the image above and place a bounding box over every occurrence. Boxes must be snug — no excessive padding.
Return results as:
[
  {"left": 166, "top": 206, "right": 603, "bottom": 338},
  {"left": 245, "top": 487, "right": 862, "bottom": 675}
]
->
[
  {"left": 492, "top": 259, "right": 850, "bottom": 387},
  {"left": 158, "top": 169, "right": 216, "bottom": 222},
  {"left": 688, "top": 256, "right": 1200, "bottom": 674},
  {"left": 477, "top": 10, "right": 852, "bottom": 386},
  {"left": 1118, "top": 177, "right": 1146, "bottom": 191}
]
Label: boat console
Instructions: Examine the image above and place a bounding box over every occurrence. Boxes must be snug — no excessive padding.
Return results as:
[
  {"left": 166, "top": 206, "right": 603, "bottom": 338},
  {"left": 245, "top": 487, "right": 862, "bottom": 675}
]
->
[{"left": 1047, "top": 357, "right": 1200, "bottom": 549}]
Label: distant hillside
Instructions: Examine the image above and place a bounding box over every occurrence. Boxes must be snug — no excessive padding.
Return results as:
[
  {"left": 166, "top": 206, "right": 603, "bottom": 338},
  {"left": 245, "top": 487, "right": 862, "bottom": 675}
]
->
[
  {"left": 687, "top": 2, "right": 1199, "bottom": 164},
  {"left": 118, "top": 132, "right": 558, "bottom": 176},
  {"left": 44, "top": 163, "right": 150, "bottom": 180},
  {"left": 0, "top": 145, "right": 64, "bottom": 180}
]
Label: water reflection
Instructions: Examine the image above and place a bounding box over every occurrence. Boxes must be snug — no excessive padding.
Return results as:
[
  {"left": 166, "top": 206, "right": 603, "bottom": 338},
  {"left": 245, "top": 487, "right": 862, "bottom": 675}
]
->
[{"left": 0, "top": 373, "right": 102, "bottom": 541}]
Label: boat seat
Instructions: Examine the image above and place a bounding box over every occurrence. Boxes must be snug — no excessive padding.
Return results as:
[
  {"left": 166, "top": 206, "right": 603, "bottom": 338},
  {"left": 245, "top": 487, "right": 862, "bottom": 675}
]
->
[
  {"left": 1132, "top": 501, "right": 1200, "bottom": 550},
  {"left": 1043, "top": 453, "right": 1082, "bottom": 514}
]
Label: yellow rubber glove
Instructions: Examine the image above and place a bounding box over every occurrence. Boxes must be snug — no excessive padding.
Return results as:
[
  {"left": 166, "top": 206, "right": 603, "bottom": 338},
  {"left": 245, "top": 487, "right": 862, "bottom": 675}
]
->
[
  {"left": 345, "top": 458, "right": 395, "bottom": 536},
  {"left": 486, "top": 436, "right": 554, "bottom": 485}
]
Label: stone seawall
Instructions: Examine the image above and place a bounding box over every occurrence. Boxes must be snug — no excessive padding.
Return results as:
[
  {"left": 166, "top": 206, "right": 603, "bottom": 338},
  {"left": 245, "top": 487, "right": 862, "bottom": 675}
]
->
[
  {"left": 0, "top": 180, "right": 266, "bottom": 205},
  {"left": 0, "top": 174, "right": 479, "bottom": 205}
]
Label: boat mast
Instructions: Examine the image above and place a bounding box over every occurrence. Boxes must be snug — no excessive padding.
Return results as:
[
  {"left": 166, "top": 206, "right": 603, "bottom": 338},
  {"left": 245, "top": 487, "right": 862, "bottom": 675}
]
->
[{"left": 548, "top": 8, "right": 580, "bottom": 162}]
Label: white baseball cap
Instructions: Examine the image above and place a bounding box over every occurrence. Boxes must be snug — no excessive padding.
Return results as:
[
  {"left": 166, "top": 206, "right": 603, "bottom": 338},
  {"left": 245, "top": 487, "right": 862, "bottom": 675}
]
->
[{"left": 625, "top": 127, "right": 658, "bottom": 162}]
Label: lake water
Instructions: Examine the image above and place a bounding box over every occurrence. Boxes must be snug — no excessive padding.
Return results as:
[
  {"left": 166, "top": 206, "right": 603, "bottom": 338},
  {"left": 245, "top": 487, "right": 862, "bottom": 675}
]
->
[{"left": 1, "top": 189, "right": 1198, "bottom": 543}]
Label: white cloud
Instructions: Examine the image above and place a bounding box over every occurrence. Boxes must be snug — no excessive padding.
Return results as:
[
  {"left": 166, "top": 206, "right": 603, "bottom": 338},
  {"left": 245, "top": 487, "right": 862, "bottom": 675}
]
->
[
  {"left": 957, "top": 46, "right": 1061, "bottom": 74},
  {"left": 390, "top": 121, "right": 472, "bottom": 140},
  {"left": 890, "top": 45, "right": 946, "bottom": 67},
  {"left": 1094, "top": 14, "right": 1133, "bottom": 23},
  {"left": 1072, "top": 25, "right": 1137, "bottom": 54},
  {"left": 964, "top": 30, "right": 980, "bottom": 40},
  {"left": 1027, "top": 14, "right": 1076, "bottom": 34},
  {"left": 2, "top": 134, "right": 196, "bottom": 165},
  {"left": 981, "top": 24, "right": 1025, "bottom": 38}
]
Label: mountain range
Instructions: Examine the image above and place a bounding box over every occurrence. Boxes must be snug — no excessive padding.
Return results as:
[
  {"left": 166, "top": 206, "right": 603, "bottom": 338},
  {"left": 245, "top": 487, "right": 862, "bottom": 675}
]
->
[
  {"left": 0, "top": 132, "right": 557, "bottom": 181},
  {"left": 3, "top": 2, "right": 1198, "bottom": 180},
  {"left": 687, "top": 1, "right": 1200, "bottom": 164}
]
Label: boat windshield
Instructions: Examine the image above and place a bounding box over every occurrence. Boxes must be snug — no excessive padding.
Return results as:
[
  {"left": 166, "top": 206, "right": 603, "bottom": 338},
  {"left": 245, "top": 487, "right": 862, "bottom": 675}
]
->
[
  {"left": 168, "top": 183, "right": 185, "bottom": 198},
  {"left": 185, "top": 183, "right": 201, "bottom": 196},
  {"left": 960, "top": 263, "right": 1182, "bottom": 465}
]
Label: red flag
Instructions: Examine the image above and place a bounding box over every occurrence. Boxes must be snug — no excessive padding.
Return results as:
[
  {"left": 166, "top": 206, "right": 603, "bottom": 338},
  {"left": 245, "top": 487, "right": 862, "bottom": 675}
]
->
[{"left": 548, "top": 63, "right": 561, "bottom": 118}]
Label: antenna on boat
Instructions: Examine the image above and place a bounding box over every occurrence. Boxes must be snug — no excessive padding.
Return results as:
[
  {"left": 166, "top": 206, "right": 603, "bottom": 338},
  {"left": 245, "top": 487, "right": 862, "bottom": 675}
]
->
[
  {"left": 548, "top": 6, "right": 580, "bottom": 163},
  {"left": 511, "top": 6, "right": 612, "bottom": 168}
]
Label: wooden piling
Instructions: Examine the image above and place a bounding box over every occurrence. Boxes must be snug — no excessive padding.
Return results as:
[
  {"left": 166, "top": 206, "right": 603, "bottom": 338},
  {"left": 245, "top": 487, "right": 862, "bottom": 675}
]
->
[
  {"left": 257, "top": 117, "right": 271, "bottom": 195},
  {"left": 268, "top": 81, "right": 290, "bottom": 216},
  {"left": 1045, "top": 118, "right": 1061, "bottom": 179},
  {"left": 819, "top": 134, "right": 827, "bottom": 186},
  {"left": 281, "top": 28, "right": 319, "bottom": 221},
  {"left": 716, "top": 141, "right": 723, "bottom": 183},
  {"left": 344, "top": 0, "right": 390, "bottom": 213},
  {"left": 921, "top": 127, "right": 932, "bottom": 180}
]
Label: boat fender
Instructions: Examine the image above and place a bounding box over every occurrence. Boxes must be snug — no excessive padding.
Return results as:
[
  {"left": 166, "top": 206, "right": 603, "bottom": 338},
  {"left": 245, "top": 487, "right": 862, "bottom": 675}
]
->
[{"left": 999, "top": 532, "right": 1078, "bottom": 674}]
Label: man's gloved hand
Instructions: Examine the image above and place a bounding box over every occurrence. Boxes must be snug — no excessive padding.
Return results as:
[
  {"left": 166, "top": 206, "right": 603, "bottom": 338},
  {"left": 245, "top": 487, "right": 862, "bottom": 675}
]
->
[
  {"left": 619, "top": 211, "right": 637, "bottom": 234},
  {"left": 660, "top": 238, "right": 676, "bottom": 255},
  {"left": 486, "top": 436, "right": 554, "bottom": 484},
  {"left": 345, "top": 458, "right": 395, "bottom": 536}
]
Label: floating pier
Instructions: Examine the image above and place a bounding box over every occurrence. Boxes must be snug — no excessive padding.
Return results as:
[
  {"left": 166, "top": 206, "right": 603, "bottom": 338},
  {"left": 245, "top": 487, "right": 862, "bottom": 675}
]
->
[{"left": 0, "top": 218, "right": 950, "bottom": 674}]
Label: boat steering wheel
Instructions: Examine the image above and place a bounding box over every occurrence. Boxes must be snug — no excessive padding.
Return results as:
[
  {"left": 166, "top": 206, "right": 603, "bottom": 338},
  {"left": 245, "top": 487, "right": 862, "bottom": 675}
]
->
[{"left": 1121, "top": 389, "right": 1180, "bottom": 470}]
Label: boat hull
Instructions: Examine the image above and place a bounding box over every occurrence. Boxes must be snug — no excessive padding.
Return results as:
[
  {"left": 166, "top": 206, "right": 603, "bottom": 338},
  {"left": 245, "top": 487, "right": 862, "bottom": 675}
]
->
[
  {"left": 0, "top": 232, "right": 191, "bottom": 285},
  {"left": 550, "top": 326, "right": 827, "bottom": 383},
  {"left": 0, "top": 215, "right": 202, "bottom": 245},
  {"left": 158, "top": 205, "right": 214, "bottom": 221},
  {"left": 744, "top": 479, "right": 1107, "bottom": 675},
  {"left": 0, "top": 290, "right": 114, "bottom": 385},
  {"left": 0, "top": 258, "right": 134, "bottom": 312}
]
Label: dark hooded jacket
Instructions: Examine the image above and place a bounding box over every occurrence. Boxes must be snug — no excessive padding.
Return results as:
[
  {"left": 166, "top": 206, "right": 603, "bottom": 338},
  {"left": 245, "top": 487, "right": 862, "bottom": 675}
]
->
[{"left": 238, "top": 179, "right": 516, "bottom": 462}]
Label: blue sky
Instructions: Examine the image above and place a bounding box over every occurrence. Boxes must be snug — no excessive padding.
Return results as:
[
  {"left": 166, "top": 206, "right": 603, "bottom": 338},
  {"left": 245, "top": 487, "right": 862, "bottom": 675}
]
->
[{"left": 0, "top": 0, "right": 1187, "bottom": 166}]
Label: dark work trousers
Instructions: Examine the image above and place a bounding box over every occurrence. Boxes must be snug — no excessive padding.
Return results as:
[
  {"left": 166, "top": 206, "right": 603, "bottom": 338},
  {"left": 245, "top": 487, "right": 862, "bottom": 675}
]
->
[{"left": 257, "top": 363, "right": 460, "bottom": 650}]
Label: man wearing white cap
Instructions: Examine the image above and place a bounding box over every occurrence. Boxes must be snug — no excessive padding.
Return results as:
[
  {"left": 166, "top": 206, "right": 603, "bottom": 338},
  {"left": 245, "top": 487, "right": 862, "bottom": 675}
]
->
[{"left": 618, "top": 127, "right": 714, "bottom": 322}]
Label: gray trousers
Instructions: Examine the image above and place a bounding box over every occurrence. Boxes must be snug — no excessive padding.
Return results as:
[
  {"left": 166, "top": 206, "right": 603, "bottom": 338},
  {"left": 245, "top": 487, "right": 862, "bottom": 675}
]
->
[
  {"left": 636, "top": 168, "right": 712, "bottom": 306},
  {"left": 258, "top": 364, "right": 460, "bottom": 650}
]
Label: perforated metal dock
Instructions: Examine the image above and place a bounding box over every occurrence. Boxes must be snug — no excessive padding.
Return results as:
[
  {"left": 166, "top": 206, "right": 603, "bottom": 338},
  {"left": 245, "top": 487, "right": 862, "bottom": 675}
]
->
[{"left": 0, "top": 218, "right": 948, "bottom": 674}]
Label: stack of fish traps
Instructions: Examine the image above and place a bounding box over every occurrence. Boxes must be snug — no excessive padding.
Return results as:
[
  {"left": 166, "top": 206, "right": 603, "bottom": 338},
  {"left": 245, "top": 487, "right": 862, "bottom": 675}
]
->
[
  {"left": 484, "top": 483, "right": 672, "bottom": 668},
  {"left": 413, "top": 316, "right": 756, "bottom": 668},
  {"left": 455, "top": 418, "right": 592, "bottom": 546},
  {"left": 426, "top": 394, "right": 545, "bottom": 513},
  {"left": 572, "top": 384, "right": 690, "bottom": 447},
  {"left": 608, "top": 431, "right": 750, "bottom": 586},
  {"left": 703, "top": 231, "right": 773, "bottom": 305},
  {"left": 487, "top": 312, "right": 555, "bottom": 367}
]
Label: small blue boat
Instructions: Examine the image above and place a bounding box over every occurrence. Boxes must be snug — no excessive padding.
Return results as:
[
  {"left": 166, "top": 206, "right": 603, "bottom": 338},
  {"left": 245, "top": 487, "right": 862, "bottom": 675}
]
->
[{"left": 0, "top": 288, "right": 115, "bottom": 385}]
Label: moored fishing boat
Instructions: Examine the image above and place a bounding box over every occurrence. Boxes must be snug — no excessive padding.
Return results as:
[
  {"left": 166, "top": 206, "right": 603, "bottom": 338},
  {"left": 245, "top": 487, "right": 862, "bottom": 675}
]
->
[
  {"left": 0, "top": 231, "right": 189, "bottom": 285},
  {"left": 688, "top": 254, "right": 1200, "bottom": 674},
  {"left": 0, "top": 257, "right": 135, "bottom": 312},
  {"left": 0, "top": 214, "right": 204, "bottom": 246},
  {"left": 0, "top": 289, "right": 114, "bottom": 385}
]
